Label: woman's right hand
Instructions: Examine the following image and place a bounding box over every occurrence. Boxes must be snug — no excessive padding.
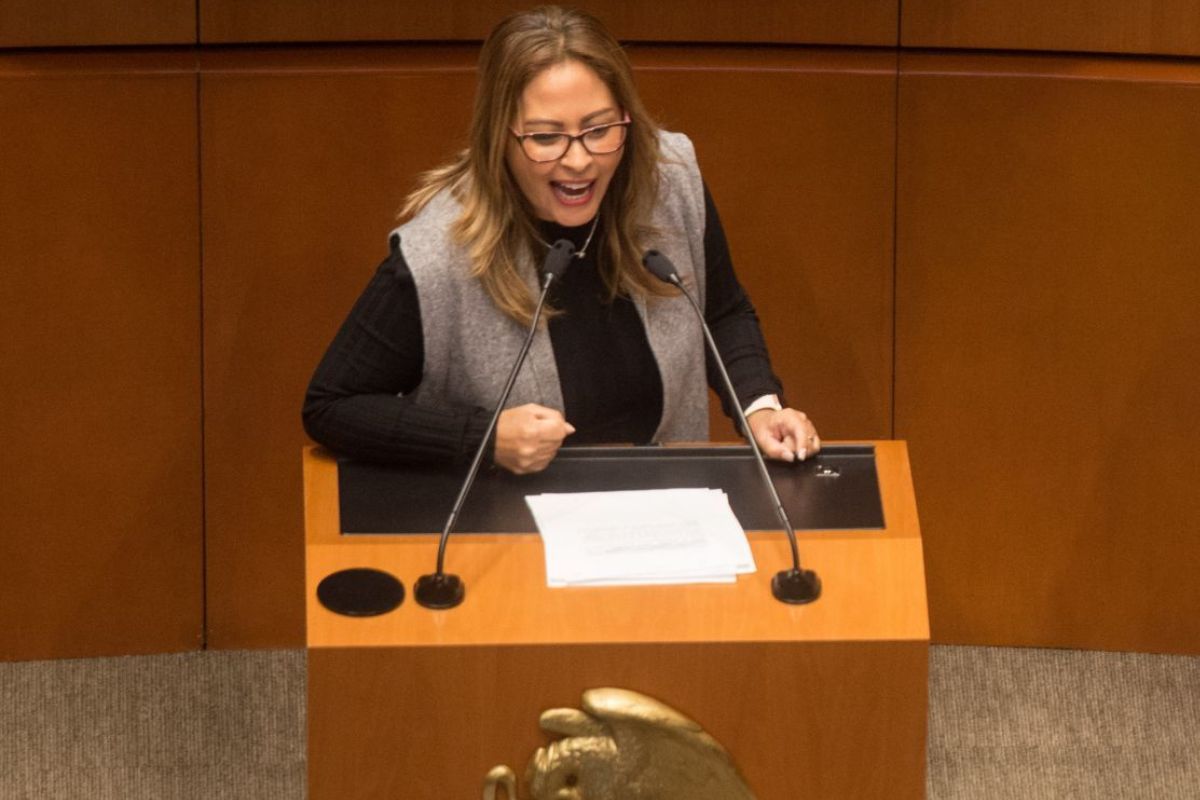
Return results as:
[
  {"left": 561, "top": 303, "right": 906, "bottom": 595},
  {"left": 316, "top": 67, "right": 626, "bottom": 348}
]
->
[{"left": 494, "top": 403, "right": 575, "bottom": 474}]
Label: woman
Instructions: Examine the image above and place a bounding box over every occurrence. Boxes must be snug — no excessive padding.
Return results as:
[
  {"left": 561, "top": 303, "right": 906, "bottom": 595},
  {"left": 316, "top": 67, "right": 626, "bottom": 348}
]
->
[{"left": 303, "top": 5, "right": 820, "bottom": 474}]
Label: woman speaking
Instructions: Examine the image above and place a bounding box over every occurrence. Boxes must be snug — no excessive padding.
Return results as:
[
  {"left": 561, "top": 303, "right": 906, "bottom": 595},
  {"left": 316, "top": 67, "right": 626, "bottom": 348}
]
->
[{"left": 303, "top": 5, "right": 820, "bottom": 473}]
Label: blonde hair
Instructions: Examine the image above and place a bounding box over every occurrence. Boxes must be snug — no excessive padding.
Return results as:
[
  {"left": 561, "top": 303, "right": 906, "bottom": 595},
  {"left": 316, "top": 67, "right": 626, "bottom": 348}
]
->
[{"left": 402, "top": 5, "right": 671, "bottom": 325}]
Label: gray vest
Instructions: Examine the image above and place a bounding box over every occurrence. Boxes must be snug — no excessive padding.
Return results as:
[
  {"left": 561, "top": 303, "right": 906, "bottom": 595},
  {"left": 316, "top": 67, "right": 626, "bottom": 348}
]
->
[{"left": 394, "top": 130, "right": 708, "bottom": 442}]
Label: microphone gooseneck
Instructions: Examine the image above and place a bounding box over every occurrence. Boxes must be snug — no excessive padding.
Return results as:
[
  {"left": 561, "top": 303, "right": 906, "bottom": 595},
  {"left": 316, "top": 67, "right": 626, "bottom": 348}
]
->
[
  {"left": 414, "top": 238, "right": 577, "bottom": 610},
  {"left": 641, "top": 249, "right": 821, "bottom": 605}
]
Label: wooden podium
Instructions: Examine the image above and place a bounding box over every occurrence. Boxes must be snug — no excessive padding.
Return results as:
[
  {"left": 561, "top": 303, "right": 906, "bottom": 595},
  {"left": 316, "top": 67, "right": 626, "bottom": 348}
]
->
[{"left": 304, "top": 442, "right": 929, "bottom": 799}]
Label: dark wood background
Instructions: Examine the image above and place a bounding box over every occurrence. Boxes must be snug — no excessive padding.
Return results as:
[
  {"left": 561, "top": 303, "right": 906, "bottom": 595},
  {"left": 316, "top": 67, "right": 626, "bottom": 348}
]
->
[{"left": 3, "top": 1, "right": 1198, "bottom": 659}]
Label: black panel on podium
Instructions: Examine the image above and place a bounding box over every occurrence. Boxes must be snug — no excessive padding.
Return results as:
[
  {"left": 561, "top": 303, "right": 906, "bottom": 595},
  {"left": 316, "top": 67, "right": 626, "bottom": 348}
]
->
[{"left": 337, "top": 444, "right": 883, "bottom": 534}]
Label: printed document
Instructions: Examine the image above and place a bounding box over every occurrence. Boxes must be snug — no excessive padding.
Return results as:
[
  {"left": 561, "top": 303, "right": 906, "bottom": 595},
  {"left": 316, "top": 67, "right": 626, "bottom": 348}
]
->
[{"left": 525, "top": 488, "right": 755, "bottom": 587}]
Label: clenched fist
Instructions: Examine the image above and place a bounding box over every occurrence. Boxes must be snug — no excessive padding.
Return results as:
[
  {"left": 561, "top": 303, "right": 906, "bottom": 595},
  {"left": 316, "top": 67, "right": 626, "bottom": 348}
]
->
[{"left": 494, "top": 403, "right": 575, "bottom": 474}]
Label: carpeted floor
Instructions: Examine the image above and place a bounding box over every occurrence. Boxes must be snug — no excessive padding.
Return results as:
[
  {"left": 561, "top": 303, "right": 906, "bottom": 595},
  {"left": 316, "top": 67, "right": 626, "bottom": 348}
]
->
[
  {"left": 1, "top": 650, "right": 304, "bottom": 799},
  {"left": 1, "top": 646, "right": 1196, "bottom": 798},
  {"left": 927, "top": 646, "right": 1200, "bottom": 799}
]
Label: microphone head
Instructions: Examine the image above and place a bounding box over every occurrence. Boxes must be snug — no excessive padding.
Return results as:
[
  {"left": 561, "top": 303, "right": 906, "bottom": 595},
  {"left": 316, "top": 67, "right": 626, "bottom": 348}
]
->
[
  {"left": 642, "top": 249, "right": 680, "bottom": 284},
  {"left": 542, "top": 239, "right": 576, "bottom": 282}
]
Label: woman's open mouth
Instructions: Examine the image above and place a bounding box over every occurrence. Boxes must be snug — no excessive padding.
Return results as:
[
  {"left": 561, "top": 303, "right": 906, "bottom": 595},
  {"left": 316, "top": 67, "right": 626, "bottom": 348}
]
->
[{"left": 551, "top": 180, "right": 595, "bottom": 206}]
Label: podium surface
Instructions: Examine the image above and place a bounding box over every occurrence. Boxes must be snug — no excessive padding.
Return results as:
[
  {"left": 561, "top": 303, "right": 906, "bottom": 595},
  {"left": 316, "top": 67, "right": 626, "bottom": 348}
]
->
[{"left": 305, "top": 441, "right": 929, "bottom": 799}]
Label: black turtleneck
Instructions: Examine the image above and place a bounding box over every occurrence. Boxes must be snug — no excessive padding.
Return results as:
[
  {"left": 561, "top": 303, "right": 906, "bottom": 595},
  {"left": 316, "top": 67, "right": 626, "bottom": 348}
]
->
[
  {"left": 541, "top": 217, "right": 662, "bottom": 445},
  {"left": 302, "top": 183, "right": 782, "bottom": 464}
]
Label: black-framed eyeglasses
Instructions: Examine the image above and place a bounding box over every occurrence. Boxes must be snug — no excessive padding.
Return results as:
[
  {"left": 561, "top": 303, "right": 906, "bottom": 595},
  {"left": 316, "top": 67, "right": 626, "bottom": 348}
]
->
[{"left": 510, "top": 117, "right": 631, "bottom": 163}]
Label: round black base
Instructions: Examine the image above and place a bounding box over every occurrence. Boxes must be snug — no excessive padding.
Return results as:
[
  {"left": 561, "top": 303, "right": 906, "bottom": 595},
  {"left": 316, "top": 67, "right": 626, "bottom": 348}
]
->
[
  {"left": 316, "top": 568, "right": 405, "bottom": 617},
  {"left": 771, "top": 568, "right": 822, "bottom": 605},
  {"left": 414, "top": 572, "right": 465, "bottom": 609}
]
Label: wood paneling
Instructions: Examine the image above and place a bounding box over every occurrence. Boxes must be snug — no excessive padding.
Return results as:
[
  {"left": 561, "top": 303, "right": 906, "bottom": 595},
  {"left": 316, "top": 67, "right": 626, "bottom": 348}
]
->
[
  {"left": 5, "top": 4, "right": 1197, "bottom": 661},
  {"left": 0, "top": 53, "right": 202, "bottom": 660},
  {"left": 896, "top": 54, "right": 1200, "bottom": 654},
  {"left": 310, "top": 642, "right": 928, "bottom": 800},
  {"left": 632, "top": 48, "right": 897, "bottom": 441},
  {"left": 200, "top": 47, "right": 479, "bottom": 648},
  {"left": 902, "top": 0, "right": 1200, "bottom": 57},
  {"left": 200, "top": 0, "right": 898, "bottom": 46},
  {"left": 0, "top": 0, "right": 194, "bottom": 47}
]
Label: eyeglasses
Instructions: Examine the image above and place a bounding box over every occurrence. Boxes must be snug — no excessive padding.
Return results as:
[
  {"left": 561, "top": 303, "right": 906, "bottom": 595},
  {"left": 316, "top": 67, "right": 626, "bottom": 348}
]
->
[{"left": 510, "top": 117, "right": 631, "bottom": 163}]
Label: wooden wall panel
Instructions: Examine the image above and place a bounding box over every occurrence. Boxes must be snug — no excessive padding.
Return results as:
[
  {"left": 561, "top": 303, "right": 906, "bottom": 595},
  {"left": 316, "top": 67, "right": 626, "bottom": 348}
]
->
[
  {"left": 200, "top": 47, "right": 479, "bottom": 647},
  {"left": 311, "top": 642, "right": 927, "bottom": 800},
  {"left": 201, "top": 46, "right": 895, "bottom": 647},
  {"left": 200, "top": 0, "right": 898, "bottom": 46},
  {"left": 634, "top": 48, "right": 896, "bottom": 442},
  {"left": 0, "top": 54, "right": 202, "bottom": 660},
  {"left": 0, "top": 0, "right": 194, "bottom": 47},
  {"left": 896, "top": 54, "right": 1200, "bottom": 654},
  {"left": 902, "top": 0, "right": 1200, "bottom": 57}
]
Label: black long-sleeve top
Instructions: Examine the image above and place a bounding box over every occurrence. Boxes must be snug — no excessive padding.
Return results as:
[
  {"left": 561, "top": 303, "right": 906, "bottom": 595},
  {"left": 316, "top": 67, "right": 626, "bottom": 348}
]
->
[{"left": 303, "top": 185, "right": 783, "bottom": 464}]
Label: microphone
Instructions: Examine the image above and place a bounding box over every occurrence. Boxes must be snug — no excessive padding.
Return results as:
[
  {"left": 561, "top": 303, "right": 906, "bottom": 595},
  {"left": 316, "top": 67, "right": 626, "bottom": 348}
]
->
[
  {"left": 414, "top": 239, "right": 577, "bottom": 609},
  {"left": 642, "top": 249, "right": 821, "bottom": 605}
]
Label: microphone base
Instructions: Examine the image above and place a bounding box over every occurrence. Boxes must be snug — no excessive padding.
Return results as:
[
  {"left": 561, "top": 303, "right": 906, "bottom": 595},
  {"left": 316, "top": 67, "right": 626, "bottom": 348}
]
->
[
  {"left": 414, "top": 573, "right": 465, "bottom": 609},
  {"left": 771, "top": 568, "right": 822, "bottom": 605}
]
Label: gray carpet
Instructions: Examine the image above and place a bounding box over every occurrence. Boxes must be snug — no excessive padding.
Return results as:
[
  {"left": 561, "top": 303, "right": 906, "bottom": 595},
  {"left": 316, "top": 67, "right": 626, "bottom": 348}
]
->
[
  {"left": 928, "top": 646, "right": 1200, "bottom": 799},
  {"left": 1, "top": 646, "right": 1196, "bottom": 799},
  {"left": 1, "top": 650, "right": 305, "bottom": 799}
]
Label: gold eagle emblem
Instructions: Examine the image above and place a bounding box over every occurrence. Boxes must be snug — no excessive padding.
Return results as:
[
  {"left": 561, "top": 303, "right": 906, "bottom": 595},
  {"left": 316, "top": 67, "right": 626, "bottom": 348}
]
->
[{"left": 483, "top": 687, "right": 757, "bottom": 800}]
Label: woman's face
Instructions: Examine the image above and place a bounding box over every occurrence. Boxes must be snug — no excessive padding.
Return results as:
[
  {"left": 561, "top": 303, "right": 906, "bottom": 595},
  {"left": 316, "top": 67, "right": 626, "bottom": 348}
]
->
[{"left": 506, "top": 59, "right": 625, "bottom": 227}]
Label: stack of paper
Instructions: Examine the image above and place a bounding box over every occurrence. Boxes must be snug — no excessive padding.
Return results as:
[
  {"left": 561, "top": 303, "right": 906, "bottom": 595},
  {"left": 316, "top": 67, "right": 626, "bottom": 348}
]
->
[{"left": 525, "top": 488, "right": 755, "bottom": 587}]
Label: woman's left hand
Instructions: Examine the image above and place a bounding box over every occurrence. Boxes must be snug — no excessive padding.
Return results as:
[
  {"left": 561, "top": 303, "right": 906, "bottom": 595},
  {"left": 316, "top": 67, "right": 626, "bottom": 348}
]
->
[{"left": 746, "top": 408, "right": 821, "bottom": 462}]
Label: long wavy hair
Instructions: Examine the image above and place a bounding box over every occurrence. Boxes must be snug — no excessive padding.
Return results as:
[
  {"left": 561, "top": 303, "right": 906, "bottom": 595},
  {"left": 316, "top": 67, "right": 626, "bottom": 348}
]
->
[{"left": 401, "top": 5, "right": 671, "bottom": 326}]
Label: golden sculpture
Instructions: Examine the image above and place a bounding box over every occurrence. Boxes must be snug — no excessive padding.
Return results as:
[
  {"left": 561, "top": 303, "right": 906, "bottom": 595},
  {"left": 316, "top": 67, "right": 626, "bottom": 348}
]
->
[{"left": 482, "top": 688, "right": 758, "bottom": 800}]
